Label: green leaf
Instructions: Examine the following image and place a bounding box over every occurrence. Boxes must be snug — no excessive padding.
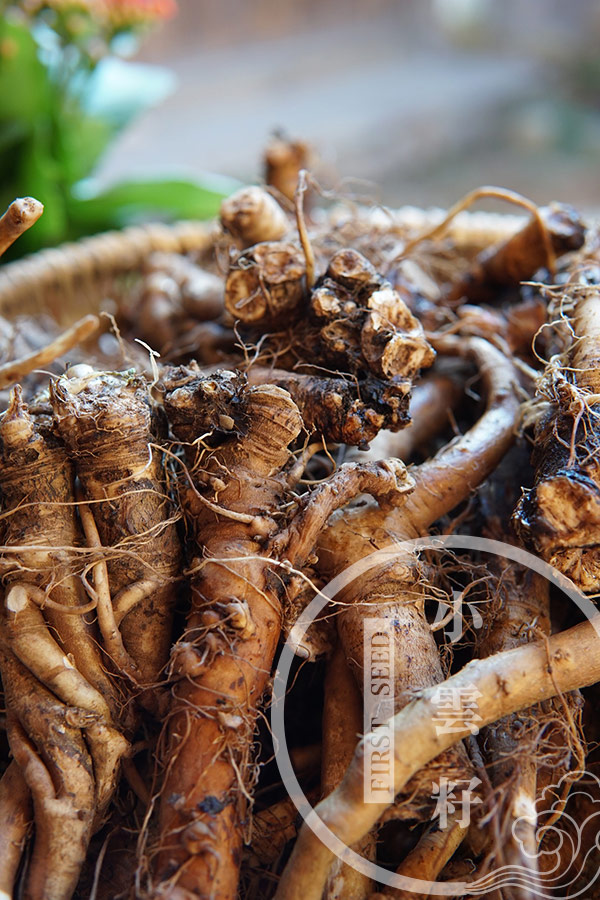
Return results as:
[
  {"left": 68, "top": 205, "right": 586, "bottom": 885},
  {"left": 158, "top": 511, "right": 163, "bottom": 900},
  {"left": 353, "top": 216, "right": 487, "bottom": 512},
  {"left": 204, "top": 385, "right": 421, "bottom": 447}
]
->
[
  {"left": 55, "top": 101, "right": 113, "bottom": 186},
  {"left": 68, "top": 178, "right": 230, "bottom": 233},
  {"left": 0, "top": 118, "right": 69, "bottom": 256},
  {"left": 0, "top": 19, "right": 52, "bottom": 124}
]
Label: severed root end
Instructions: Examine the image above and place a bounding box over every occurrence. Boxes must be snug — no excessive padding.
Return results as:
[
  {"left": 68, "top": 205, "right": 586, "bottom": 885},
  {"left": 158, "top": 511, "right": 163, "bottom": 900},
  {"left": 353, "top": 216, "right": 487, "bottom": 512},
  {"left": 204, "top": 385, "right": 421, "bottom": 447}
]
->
[
  {"left": 220, "top": 186, "right": 289, "bottom": 248},
  {"left": 311, "top": 249, "right": 435, "bottom": 380},
  {"left": 225, "top": 240, "right": 306, "bottom": 326},
  {"left": 246, "top": 366, "right": 412, "bottom": 446},
  {"left": 264, "top": 134, "right": 314, "bottom": 202},
  {"left": 514, "top": 470, "right": 600, "bottom": 591},
  {"left": 0, "top": 196, "right": 44, "bottom": 257},
  {"left": 514, "top": 403, "right": 600, "bottom": 591}
]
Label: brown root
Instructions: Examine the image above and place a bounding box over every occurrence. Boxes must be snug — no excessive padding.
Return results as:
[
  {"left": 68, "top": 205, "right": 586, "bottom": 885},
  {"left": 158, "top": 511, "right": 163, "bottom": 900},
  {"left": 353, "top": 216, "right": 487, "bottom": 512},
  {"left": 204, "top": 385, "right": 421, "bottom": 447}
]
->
[
  {"left": 129, "top": 251, "right": 225, "bottom": 356},
  {"left": 321, "top": 646, "right": 375, "bottom": 900},
  {"left": 0, "top": 386, "right": 116, "bottom": 704},
  {"left": 403, "top": 335, "right": 520, "bottom": 533},
  {"left": 0, "top": 760, "right": 32, "bottom": 898},
  {"left": 3, "top": 652, "right": 96, "bottom": 900},
  {"left": 445, "top": 202, "right": 585, "bottom": 305},
  {"left": 221, "top": 186, "right": 289, "bottom": 248},
  {"left": 51, "top": 368, "right": 182, "bottom": 687},
  {"left": 383, "top": 813, "right": 469, "bottom": 900},
  {"left": 248, "top": 790, "right": 320, "bottom": 867},
  {"left": 513, "top": 267, "right": 600, "bottom": 590},
  {"left": 310, "top": 249, "right": 435, "bottom": 380},
  {"left": 0, "top": 196, "right": 44, "bottom": 257},
  {"left": 155, "top": 372, "right": 303, "bottom": 898},
  {"left": 0, "top": 387, "right": 130, "bottom": 893},
  {"left": 264, "top": 135, "right": 314, "bottom": 203},
  {"left": 351, "top": 372, "right": 463, "bottom": 463},
  {"left": 0, "top": 314, "right": 99, "bottom": 391},
  {"left": 245, "top": 365, "right": 412, "bottom": 446},
  {"left": 154, "top": 366, "right": 415, "bottom": 898},
  {"left": 225, "top": 241, "right": 306, "bottom": 327}
]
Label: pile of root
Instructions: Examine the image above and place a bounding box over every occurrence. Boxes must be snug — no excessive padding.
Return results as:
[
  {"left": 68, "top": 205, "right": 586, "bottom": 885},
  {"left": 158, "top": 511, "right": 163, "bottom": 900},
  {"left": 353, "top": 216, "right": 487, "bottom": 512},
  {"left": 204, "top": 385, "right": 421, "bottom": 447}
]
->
[{"left": 1, "top": 142, "right": 600, "bottom": 900}]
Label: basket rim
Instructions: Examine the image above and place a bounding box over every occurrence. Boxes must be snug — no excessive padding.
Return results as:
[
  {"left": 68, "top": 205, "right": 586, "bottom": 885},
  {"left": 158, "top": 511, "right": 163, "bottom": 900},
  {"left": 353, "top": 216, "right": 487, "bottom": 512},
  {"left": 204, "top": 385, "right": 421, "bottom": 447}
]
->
[{"left": 0, "top": 219, "right": 218, "bottom": 323}]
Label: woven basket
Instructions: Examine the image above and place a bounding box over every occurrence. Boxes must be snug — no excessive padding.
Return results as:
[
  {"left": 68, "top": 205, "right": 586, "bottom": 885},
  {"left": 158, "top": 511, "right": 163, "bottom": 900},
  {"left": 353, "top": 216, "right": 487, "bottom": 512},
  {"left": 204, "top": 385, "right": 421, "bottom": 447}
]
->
[
  {"left": 0, "top": 220, "right": 216, "bottom": 325},
  {"left": 0, "top": 209, "right": 525, "bottom": 326}
]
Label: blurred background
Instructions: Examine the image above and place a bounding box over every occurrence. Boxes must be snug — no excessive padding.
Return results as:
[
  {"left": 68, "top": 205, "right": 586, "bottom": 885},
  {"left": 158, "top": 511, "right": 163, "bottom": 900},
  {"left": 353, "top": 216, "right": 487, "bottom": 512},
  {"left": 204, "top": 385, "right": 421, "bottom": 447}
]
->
[{"left": 3, "top": 0, "right": 600, "bottom": 254}]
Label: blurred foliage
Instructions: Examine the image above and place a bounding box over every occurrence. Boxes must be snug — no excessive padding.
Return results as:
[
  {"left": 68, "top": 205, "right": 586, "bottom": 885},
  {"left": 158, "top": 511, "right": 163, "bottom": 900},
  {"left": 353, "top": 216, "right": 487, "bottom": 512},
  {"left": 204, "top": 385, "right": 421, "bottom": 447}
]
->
[
  {"left": 563, "top": 52, "right": 600, "bottom": 110},
  {"left": 0, "top": 3, "right": 227, "bottom": 258}
]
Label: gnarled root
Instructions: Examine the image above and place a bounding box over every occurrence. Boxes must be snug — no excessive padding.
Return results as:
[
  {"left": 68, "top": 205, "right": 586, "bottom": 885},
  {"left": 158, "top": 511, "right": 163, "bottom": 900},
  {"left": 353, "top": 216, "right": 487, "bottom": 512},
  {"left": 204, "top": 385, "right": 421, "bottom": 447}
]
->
[
  {"left": 0, "top": 760, "right": 32, "bottom": 898},
  {"left": 307, "top": 249, "right": 435, "bottom": 380},
  {"left": 513, "top": 271, "right": 600, "bottom": 590},
  {"left": 246, "top": 365, "right": 412, "bottom": 446},
  {"left": 155, "top": 371, "right": 305, "bottom": 899},
  {"left": 51, "top": 368, "right": 182, "bottom": 688},
  {"left": 306, "top": 337, "right": 520, "bottom": 895},
  {"left": 2, "top": 650, "right": 96, "bottom": 900},
  {"left": 350, "top": 371, "right": 463, "bottom": 463},
  {"left": 154, "top": 367, "right": 412, "bottom": 898},
  {"left": 0, "top": 386, "right": 129, "bottom": 895}
]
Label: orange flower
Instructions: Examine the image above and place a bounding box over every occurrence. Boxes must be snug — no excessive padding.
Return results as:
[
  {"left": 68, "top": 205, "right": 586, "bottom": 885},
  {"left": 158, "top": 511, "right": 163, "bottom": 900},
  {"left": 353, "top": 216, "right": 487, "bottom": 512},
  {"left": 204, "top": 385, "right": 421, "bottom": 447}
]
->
[
  {"left": 18, "top": 0, "right": 177, "bottom": 27},
  {"left": 102, "top": 0, "right": 177, "bottom": 26}
]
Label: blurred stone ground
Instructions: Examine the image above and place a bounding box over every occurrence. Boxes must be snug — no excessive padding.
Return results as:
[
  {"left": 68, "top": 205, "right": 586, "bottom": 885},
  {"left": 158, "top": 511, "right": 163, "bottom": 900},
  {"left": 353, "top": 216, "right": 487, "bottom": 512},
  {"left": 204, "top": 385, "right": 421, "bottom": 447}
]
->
[{"left": 96, "top": 0, "right": 600, "bottom": 211}]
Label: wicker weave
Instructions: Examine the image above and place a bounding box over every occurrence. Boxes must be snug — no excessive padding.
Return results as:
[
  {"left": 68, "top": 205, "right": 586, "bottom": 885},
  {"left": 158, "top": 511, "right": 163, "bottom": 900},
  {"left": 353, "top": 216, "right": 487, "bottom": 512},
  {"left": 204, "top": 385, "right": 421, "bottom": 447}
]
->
[{"left": 0, "top": 220, "right": 215, "bottom": 324}]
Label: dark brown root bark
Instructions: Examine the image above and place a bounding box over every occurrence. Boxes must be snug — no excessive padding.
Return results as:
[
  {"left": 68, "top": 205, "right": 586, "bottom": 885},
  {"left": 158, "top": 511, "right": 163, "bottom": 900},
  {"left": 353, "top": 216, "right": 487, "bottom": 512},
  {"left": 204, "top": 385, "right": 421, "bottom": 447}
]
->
[
  {"left": 513, "top": 267, "right": 600, "bottom": 590},
  {"left": 353, "top": 372, "right": 463, "bottom": 463},
  {"left": 245, "top": 364, "right": 412, "bottom": 445},
  {"left": 445, "top": 202, "right": 585, "bottom": 305}
]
